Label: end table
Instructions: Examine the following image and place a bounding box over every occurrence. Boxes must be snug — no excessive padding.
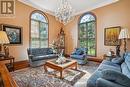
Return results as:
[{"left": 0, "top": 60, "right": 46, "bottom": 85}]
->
[{"left": 0, "top": 56, "right": 15, "bottom": 72}]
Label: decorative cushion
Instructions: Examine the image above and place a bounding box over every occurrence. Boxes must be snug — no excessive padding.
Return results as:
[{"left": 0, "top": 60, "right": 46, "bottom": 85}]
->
[
  {"left": 101, "top": 69, "right": 130, "bottom": 87},
  {"left": 75, "top": 49, "right": 81, "bottom": 55},
  {"left": 48, "top": 49, "right": 53, "bottom": 54},
  {"left": 74, "top": 49, "right": 84, "bottom": 55},
  {"left": 111, "top": 57, "right": 124, "bottom": 65}
]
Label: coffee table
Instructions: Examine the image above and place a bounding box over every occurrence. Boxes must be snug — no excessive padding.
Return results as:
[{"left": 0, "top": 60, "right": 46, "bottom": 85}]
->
[{"left": 44, "top": 59, "right": 78, "bottom": 79}]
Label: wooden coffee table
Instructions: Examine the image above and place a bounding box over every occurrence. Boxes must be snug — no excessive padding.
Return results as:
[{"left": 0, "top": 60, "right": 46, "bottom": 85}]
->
[{"left": 44, "top": 59, "right": 78, "bottom": 79}]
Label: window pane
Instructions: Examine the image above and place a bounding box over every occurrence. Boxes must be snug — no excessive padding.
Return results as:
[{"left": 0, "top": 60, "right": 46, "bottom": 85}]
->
[
  {"left": 31, "top": 39, "right": 40, "bottom": 48},
  {"left": 79, "top": 13, "right": 96, "bottom": 56},
  {"left": 31, "top": 20, "right": 39, "bottom": 38},
  {"left": 87, "top": 38, "right": 96, "bottom": 55},
  {"left": 79, "top": 23, "right": 87, "bottom": 39},
  {"left": 79, "top": 39, "right": 87, "bottom": 47},
  {"left": 40, "top": 40, "right": 48, "bottom": 48},
  {"left": 40, "top": 22, "right": 48, "bottom": 39},
  {"left": 80, "top": 14, "right": 95, "bottom": 23},
  {"left": 31, "top": 13, "right": 47, "bottom": 23},
  {"left": 87, "top": 22, "right": 95, "bottom": 38},
  {"left": 30, "top": 12, "right": 48, "bottom": 48}
]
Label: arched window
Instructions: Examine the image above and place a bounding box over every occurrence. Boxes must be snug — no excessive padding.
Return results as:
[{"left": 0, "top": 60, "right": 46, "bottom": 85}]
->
[
  {"left": 78, "top": 13, "right": 96, "bottom": 56},
  {"left": 30, "top": 11, "right": 48, "bottom": 48}
]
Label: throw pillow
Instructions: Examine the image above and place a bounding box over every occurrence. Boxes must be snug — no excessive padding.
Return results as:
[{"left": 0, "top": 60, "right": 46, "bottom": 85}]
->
[
  {"left": 111, "top": 57, "right": 124, "bottom": 65},
  {"left": 48, "top": 49, "right": 53, "bottom": 54},
  {"left": 75, "top": 49, "right": 82, "bottom": 55},
  {"left": 79, "top": 51, "right": 84, "bottom": 55}
]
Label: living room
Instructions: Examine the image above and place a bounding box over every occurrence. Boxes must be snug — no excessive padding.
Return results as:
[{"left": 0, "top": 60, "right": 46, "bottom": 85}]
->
[{"left": 0, "top": 0, "right": 130, "bottom": 87}]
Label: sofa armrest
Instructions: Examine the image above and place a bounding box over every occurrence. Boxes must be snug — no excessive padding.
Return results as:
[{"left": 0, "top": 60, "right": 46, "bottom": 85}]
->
[
  {"left": 96, "top": 78, "right": 125, "bottom": 87},
  {"left": 28, "top": 55, "right": 34, "bottom": 59},
  {"left": 101, "top": 69, "right": 130, "bottom": 87}
]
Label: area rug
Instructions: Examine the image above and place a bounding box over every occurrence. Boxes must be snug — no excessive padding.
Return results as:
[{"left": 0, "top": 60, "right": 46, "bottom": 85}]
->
[
  {"left": 11, "top": 61, "right": 99, "bottom": 87},
  {"left": 48, "top": 68, "right": 86, "bottom": 85}
]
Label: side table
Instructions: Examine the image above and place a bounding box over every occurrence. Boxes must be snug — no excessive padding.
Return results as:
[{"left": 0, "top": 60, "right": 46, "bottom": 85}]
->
[{"left": 0, "top": 56, "right": 15, "bottom": 72}]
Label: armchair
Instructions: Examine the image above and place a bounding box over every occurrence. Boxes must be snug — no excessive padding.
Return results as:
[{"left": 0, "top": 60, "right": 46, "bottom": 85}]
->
[{"left": 70, "top": 48, "right": 87, "bottom": 64}]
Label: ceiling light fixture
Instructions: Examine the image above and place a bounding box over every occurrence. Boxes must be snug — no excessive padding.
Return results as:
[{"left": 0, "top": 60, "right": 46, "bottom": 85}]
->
[{"left": 55, "top": 0, "right": 75, "bottom": 25}]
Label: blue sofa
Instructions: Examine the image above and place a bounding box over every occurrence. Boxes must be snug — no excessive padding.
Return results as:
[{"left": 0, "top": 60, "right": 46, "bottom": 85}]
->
[
  {"left": 87, "top": 52, "right": 130, "bottom": 87},
  {"left": 27, "top": 48, "right": 57, "bottom": 67},
  {"left": 70, "top": 48, "right": 87, "bottom": 64}
]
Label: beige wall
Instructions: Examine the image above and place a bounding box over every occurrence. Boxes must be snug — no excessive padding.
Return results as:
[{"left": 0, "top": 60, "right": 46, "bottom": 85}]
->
[
  {"left": 64, "top": 0, "right": 130, "bottom": 56},
  {"left": 0, "top": 0, "right": 62, "bottom": 61}
]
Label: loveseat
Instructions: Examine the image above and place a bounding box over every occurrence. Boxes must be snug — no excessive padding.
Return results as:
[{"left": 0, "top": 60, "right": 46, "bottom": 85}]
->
[
  {"left": 27, "top": 48, "right": 57, "bottom": 67},
  {"left": 87, "top": 52, "right": 130, "bottom": 87}
]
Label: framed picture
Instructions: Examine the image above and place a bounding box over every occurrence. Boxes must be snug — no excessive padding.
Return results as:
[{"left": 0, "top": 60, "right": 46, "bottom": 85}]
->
[
  {"left": 104, "top": 26, "right": 121, "bottom": 46},
  {"left": 1, "top": 24, "right": 22, "bottom": 44}
]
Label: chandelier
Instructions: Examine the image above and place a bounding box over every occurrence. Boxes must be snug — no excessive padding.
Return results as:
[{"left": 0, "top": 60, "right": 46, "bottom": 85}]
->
[{"left": 55, "top": 0, "right": 75, "bottom": 25}]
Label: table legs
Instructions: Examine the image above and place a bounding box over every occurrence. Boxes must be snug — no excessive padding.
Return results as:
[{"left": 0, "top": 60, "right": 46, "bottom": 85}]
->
[
  {"left": 44, "top": 61, "right": 78, "bottom": 79},
  {"left": 44, "top": 64, "right": 47, "bottom": 72},
  {"left": 60, "top": 71, "right": 63, "bottom": 79}
]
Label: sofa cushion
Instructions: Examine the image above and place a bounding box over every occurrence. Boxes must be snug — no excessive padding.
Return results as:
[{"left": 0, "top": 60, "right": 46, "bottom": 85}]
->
[
  {"left": 98, "top": 60, "right": 121, "bottom": 72},
  {"left": 47, "top": 54, "right": 57, "bottom": 58},
  {"left": 101, "top": 69, "right": 130, "bottom": 87},
  {"left": 32, "top": 56, "right": 48, "bottom": 61},
  {"left": 102, "top": 60, "right": 121, "bottom": 67},
  {"left": 70, "top": 55, "right": 85, "bottom": 60},
  {"left": 98, "top": 64, "right": 121, "bottom": 72},
  {"left": 96, "top": 78, "right": 125, "bottom": 87},
  {"left": 87, "top": 71, "right": 102, "bottom": 87},
  {"left": 124, "top": 53, "right": 130, "bottom": 71},
  {"left": 121, "top": 62, "right": 130, "bottom": 79},
  {"left": 32, "top": 54, "right": 57, "bottom": 61}
]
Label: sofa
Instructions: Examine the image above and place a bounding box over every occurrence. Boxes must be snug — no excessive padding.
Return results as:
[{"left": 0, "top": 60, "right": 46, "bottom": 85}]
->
[
  {"left": 27, "top": 48, "right": 57, "bottom": 67},
  {"left": 87, "top": 52, "right": 130, "bottom": 87},
  {"left": 70, "top": 48, "right": 88, "bottom": 64}
]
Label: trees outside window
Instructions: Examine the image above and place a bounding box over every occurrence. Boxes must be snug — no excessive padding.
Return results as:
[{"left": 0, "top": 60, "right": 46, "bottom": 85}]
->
[
  {"left": 30, "top": 11, "right": 48, "bottom": 48},
  {"left": 79, "top": 13, "right": 96, "bottom": 56}
]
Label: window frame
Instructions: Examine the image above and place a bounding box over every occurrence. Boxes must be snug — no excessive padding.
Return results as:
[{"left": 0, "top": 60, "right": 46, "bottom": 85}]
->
[
  {"left": 78, "top": 12, "right": 97, "bottom": 56},
  {"left": 29, "top": 10, "right": 49, "bottom": 48}
]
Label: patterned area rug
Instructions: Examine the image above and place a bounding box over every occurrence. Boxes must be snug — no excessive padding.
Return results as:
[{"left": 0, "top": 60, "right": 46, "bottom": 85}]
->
[{"left": 11, "top": 61, "right": 99, "bottom": 87}]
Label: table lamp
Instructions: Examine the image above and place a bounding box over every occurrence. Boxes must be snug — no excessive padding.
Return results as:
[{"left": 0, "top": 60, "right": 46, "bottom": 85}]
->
[
  {"left": 118, "top": 28, "right": 130, "bottom": 52},
  {"left": 0, "top": 31, "right": 10, "bottom": 57}
]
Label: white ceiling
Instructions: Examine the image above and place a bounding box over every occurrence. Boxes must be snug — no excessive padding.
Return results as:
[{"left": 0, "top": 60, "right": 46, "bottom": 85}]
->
[{"left": 18, "top": 0, "right": 119, "bottom": 16}]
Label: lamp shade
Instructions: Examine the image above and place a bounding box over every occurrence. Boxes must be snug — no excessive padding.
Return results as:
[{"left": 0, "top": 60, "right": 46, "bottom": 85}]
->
[
  {"left": 118, "top": 28, "right": 130, "bottom": 39},
  {"left": 0, "top": 31, "right": 10, "bottom": 44}
]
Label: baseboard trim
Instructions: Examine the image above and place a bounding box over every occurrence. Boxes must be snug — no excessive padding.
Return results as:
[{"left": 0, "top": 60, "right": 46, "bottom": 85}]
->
[
  {"left": 87, "top": 57, "right": 103, "bottom": 63},
  {"left": 14, "top": 60, "right": 29, "bottom": 70}
]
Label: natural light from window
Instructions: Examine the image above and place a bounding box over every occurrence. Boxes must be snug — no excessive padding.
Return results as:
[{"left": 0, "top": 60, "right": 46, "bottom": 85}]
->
[
  {"left": 30, "top": 12, "right": 48, "bottom": 48},
  {"left": 79, "top": 13, "right": 96, "bottom": 56}
]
